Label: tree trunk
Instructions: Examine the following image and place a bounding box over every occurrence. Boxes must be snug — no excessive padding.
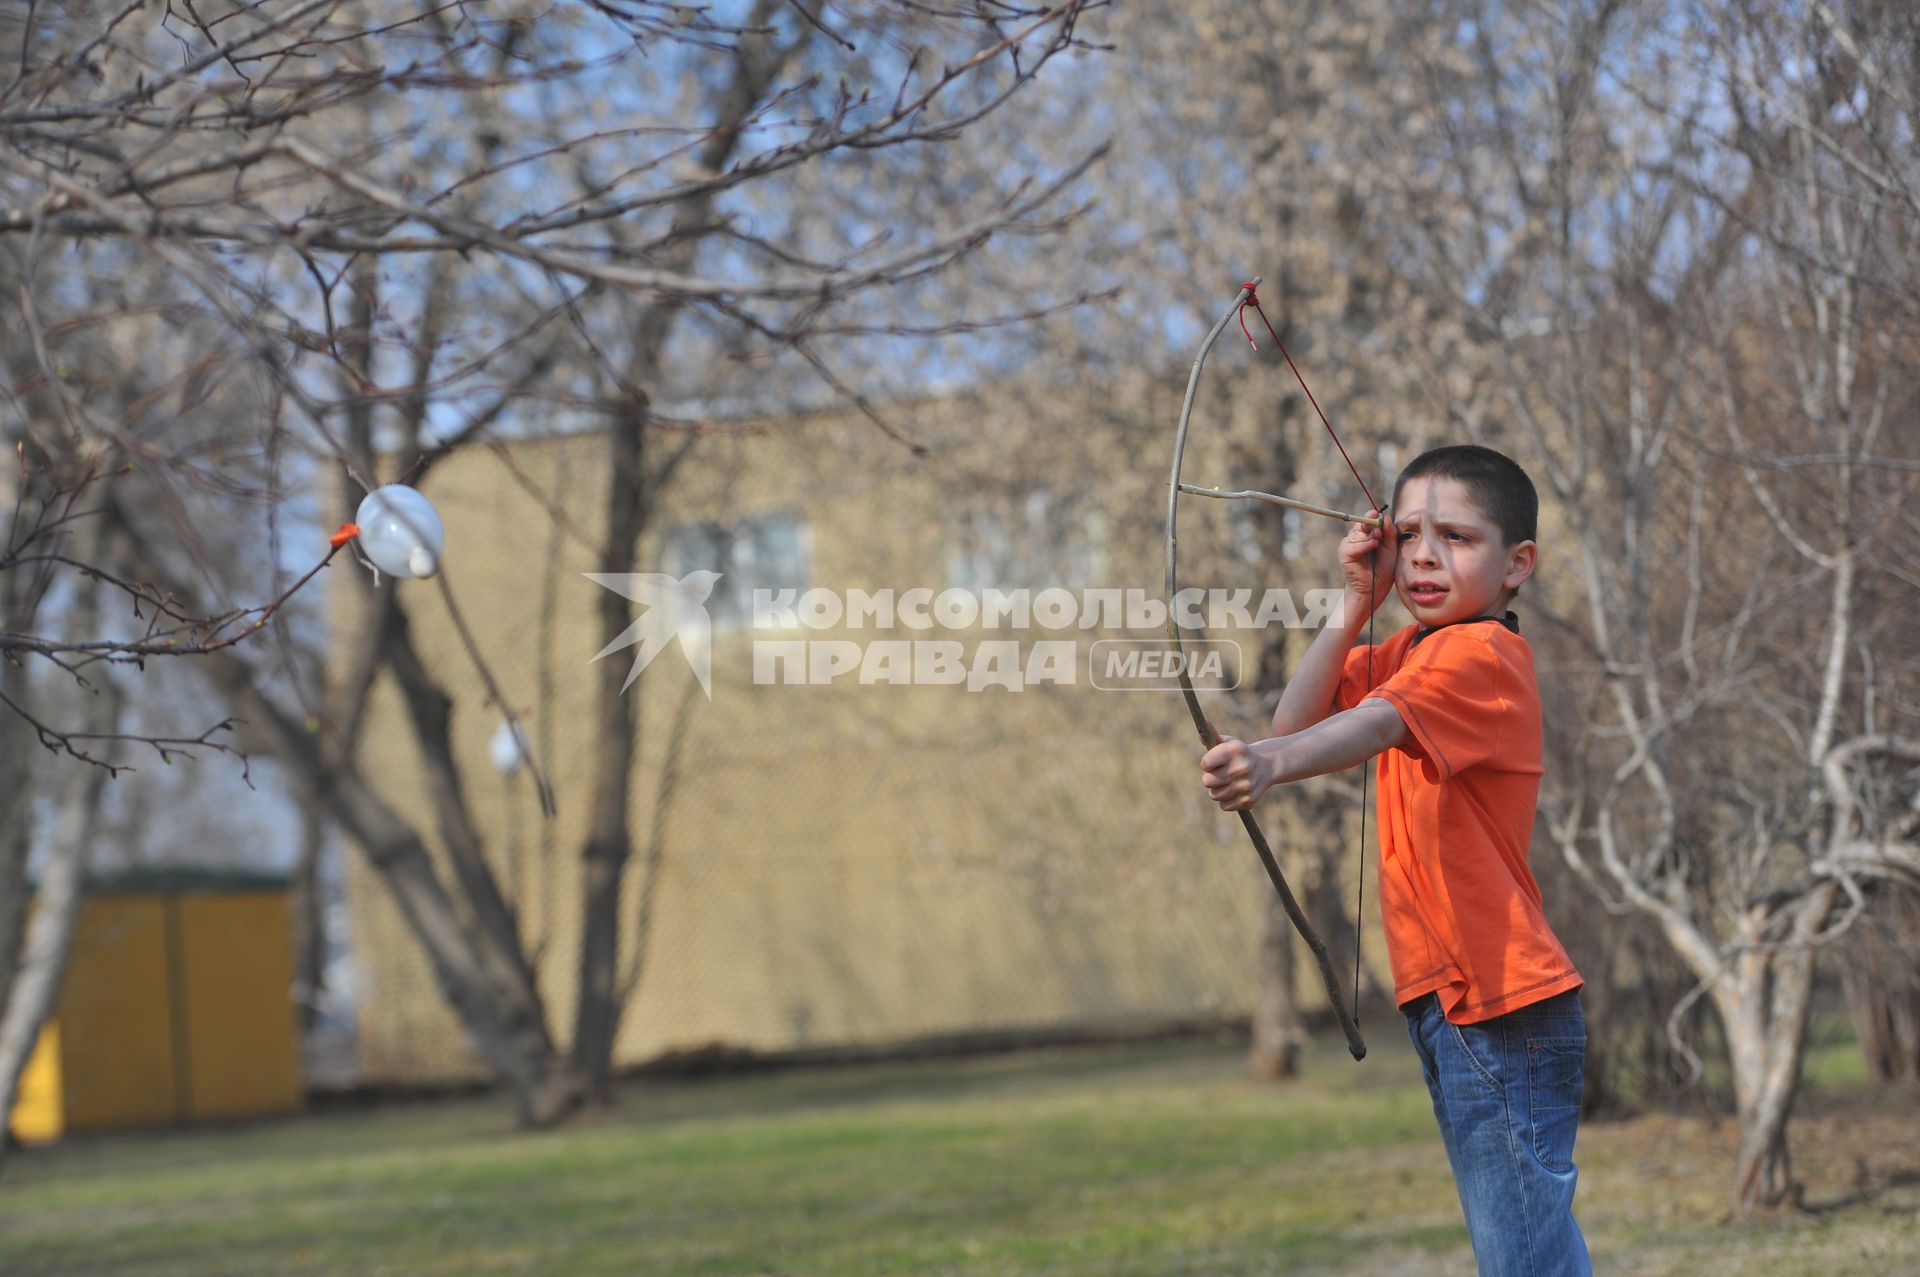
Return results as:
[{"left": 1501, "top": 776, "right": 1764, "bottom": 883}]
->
[
  {"left": 1302, "top": 790, "right": 1376, "bottom": 1011},
  {"left": 0, "top": 554, "right": 42, "bottom": 1029},
  {"left": 288, "top": 796, "right": 328, "bottom": 1036},
  {"left": 1248, "top": 887, "right": 1304, "bottom": 1079},
  {"left": 0, "top": 687, "right": 32, "bottom": 1034},
  {"left": 0, "top": 736, "right": 106, "bottom": 1168},
  {"left": 1242, "top": 432, "right": 1322, "bottom": 1078},
  {"left": 1839, "top": 888, "right": 1920, "bottom": 1082},
  {"left": 1722, "top": 993, "right": 1794, "bottom": 1210},
  {"left": 572, "top": 405, "right": 645, "bottom": 1096},
  {"left": 1710, "top": 886, "right": 1836, "bottom": 1211},
  {"left": 335, "top": 769, "right": 584, "bottom": 1126},
  {"left": 0, "top": 583, "right": 113, "bottom": 1165},
  {"left": 571, "top": 4, "right": 809, "bottom": 1093},
  {"left": 155, "top": 611, "right": 584, "bottom": 1124},
  {"left": 1723, "top": 985, "right": 1800, "bottom": 1211}
]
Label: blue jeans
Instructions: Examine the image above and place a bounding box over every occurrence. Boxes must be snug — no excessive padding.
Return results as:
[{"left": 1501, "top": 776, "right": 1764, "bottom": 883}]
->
[{"left": 1403, "top": 989, "right": 1592, "bottom": 1277}]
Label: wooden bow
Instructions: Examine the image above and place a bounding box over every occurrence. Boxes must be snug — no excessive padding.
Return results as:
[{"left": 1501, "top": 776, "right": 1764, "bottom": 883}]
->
[{"left": 1165, "top": 278, "right": 1368, "bottom": 1061}]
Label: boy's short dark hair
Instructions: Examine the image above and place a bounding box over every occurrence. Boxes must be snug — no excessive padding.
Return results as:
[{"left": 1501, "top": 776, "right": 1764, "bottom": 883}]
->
[{"left": 1392, "top": 445, "right": 1537, "bottom": 546}]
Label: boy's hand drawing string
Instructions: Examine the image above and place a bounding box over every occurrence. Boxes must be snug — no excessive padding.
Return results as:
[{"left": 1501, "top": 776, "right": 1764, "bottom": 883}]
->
[{"left": 1164, "top": 278, "right": 1376, "bottom": 1062}]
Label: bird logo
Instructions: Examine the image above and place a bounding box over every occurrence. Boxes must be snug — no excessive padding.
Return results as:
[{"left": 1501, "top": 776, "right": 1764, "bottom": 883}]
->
[{"left": 583, "top": 570, "right": 723, "bottom": 698}]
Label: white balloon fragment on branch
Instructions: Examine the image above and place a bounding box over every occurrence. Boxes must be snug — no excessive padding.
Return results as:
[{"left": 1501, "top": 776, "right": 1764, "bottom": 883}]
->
[
  {"left": 337, "top": 484, "right": 446, "bottom": 583},
  {"left": 324, "top": 477, "right": 557, "bottom": 820},
  {"left": 490, "top": 717, "right": 532, "bottom": 777}
]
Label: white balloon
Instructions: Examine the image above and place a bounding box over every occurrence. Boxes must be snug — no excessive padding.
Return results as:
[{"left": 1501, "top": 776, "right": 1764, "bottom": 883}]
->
[
  {"left": 355, "top": 485, "right": 445, "bottom": 579},
  {"left": 489, "top": 718, "right": 529, "bottom": 776}
]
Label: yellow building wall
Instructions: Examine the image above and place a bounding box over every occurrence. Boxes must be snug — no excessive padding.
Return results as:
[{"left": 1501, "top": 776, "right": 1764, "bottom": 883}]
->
[{"left": 340, "top": 386, "right": 1381, "bottom": 1084}]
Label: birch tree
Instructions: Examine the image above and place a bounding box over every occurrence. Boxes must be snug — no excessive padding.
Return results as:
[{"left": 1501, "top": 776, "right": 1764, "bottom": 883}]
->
[{"left": 0, "top": 554, "right": 115, "bottom": 1168}]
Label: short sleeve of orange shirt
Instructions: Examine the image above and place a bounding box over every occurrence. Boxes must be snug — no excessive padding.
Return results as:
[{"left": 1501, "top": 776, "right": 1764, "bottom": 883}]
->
[{"left": 1334, "top": 619, "right": 1581, "bottom": 1024}]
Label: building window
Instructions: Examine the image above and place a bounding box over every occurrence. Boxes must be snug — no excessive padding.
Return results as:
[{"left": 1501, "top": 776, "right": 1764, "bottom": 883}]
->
[
  {"left": 662, "top": 511, "right": 809, "bottom": 630},
  {"left": 948, "top": 488, "right": 1105, "bottom": 594}
]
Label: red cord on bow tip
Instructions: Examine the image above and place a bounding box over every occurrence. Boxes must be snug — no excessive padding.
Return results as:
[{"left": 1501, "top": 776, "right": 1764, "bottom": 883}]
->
[
  {"left": 329, "top": 522, "right": 360, "bottom": 549},
  {"left": 1238, "top": 281, "right": 1262, "bottom": 348}
]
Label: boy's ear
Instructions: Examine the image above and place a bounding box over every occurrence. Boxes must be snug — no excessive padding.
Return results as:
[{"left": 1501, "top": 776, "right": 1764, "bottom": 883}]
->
[{"left": 1504, "top": 539, "right": 1538, "bottom": 592}]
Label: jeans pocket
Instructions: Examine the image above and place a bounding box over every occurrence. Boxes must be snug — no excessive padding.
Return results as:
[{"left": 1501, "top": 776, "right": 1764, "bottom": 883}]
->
[
  {"left": 1528, "top": 1037, "right": 1584, "bottom": 1173},
  {"left": 1445, "top": 1019, "right": 1505, "bottom": 1096}
]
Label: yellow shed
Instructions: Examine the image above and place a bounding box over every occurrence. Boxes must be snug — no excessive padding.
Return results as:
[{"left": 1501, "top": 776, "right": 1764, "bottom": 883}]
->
[{"left": 7, "top": 871, "right": 304, "bottom": 1143}]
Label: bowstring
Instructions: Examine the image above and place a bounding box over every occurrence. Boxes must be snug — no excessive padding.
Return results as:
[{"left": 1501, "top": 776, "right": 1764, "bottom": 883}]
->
[{"left": 1237, "top": 282, "right": 1377, "bottom": 1020}]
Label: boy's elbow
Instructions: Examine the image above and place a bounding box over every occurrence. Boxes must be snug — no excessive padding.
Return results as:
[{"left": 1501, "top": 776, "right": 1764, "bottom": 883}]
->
[
  {"left": 1372, "top": 703, "right": 1412, "bottom": 751},
  {"left": 1272, "top": 698, "right": 1337, "bottom": 739},
  {"left": 1272, "top": 714, "right": 1319, "bottom": 740}
]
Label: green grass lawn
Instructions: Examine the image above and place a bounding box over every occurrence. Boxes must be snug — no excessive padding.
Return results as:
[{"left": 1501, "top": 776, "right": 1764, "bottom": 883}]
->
[{"left": 2, "top": 1033, "right": 1915, "bottom": 1276}]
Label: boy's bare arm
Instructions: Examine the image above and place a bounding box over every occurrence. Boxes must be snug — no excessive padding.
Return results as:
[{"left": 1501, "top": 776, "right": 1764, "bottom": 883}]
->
[
  {"left": 1205, "top": 701, "right": 1409, "bottom": 812},
  {"left": 1270, "top": 585, "right": 1376, "bottom": 736},
  {"left": 1271, "top": 509, "right": 1397, "bottom": 736}
]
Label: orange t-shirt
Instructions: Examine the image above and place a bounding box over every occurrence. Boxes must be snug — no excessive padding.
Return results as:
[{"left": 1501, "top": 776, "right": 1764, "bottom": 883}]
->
[{"left": 1334, "top": 617, "right": 1581, "bottom": 1024}]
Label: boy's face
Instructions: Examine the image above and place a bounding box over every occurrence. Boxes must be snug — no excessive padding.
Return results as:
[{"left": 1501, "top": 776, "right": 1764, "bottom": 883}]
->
[{"left": 1390, "top": 476, "right": 1537, "bottom": 626}]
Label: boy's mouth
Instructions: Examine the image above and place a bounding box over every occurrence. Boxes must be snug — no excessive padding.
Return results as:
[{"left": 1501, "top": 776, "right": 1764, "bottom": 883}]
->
[{"left": 1407, "top": 580, "right": 1448, "bottom": 606}]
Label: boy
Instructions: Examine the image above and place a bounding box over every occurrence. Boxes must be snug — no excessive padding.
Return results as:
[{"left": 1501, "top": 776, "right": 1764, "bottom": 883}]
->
[{"left": 1200, "top": 444, "right": 1590, "bottom": 1277}]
